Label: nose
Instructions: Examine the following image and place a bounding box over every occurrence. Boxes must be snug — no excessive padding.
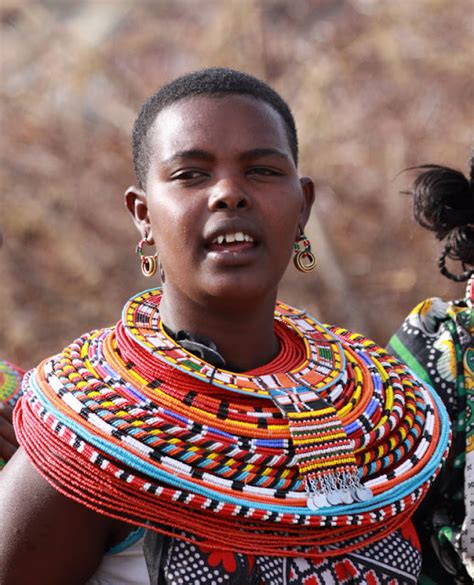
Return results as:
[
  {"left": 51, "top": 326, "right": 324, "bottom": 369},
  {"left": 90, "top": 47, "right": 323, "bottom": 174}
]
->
[{"left": 208, "top": 177, "right": 251, "bottom": 211}]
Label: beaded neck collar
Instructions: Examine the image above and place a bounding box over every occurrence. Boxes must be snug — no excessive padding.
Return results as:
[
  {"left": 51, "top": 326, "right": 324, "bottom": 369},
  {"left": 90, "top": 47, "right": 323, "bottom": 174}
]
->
[
  {"left": 123, "top": 289, "right": 371, "bottom": 508},
  {"left": 15, "top": 288, "right": 451, "bottom": 557},
  {"left": 123, "top": 288, "right": 346, "bottom": 399}
]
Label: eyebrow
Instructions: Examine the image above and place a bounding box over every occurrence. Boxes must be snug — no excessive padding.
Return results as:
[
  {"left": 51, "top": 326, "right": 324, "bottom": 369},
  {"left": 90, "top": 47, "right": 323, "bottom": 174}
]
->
[
  {"left": 239, "top": 148, "right": 290, "bottom": 162},
  {"left": 162, "top": 147, "right": 290, "bottom": 166},
  {"left": 162, "top": 150, "right": 215, "bottom": 166}
]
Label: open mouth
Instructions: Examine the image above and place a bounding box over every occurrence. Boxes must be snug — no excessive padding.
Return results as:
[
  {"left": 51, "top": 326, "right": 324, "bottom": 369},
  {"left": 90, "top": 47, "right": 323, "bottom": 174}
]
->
[{"left": 206, "top": 231, "right": 258, "bottom": 253}]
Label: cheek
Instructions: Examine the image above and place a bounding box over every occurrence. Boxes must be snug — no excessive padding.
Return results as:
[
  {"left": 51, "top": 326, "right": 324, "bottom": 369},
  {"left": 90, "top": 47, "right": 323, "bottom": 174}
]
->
[
  {"left": 271, "top": 204, "right": 300, "bottom": 245},
  {"left": 149, "top": 203, "right": 199, "bottom": 261},
  {"left": 271, "top": 186, "right": 303, "bottom": 222}
]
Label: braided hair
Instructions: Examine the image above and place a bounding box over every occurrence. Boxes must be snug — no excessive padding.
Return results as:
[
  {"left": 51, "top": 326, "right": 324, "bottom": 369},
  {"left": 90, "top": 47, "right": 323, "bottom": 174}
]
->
[{"left": 408, "top": 152, "right": 474, "bottom": 282}]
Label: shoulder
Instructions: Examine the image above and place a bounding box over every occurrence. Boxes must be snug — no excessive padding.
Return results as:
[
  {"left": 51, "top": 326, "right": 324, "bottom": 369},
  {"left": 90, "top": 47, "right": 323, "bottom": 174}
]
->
[
  {"left": 0, "top": 448, "right": 119, "bottom": 584},
  {"left": 387, "top": 294, "right": 472, "bottom": 421}
]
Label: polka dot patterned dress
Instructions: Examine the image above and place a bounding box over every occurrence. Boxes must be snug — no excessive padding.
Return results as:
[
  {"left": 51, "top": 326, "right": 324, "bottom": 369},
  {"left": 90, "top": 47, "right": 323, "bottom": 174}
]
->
[{"left": 145, "top": 522, "right": 422, "bottom": 584}]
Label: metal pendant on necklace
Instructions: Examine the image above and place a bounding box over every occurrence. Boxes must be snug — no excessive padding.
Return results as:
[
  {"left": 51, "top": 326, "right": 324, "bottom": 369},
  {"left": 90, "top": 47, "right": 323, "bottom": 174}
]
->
[{"left": 268, "top": 385, "right": 373, "bottom": 511}]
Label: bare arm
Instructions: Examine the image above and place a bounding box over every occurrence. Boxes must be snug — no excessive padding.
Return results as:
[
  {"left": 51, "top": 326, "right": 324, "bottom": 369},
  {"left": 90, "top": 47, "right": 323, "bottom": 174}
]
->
[{"left": 0, "top": 448, "right": 117, "bottom": 585}]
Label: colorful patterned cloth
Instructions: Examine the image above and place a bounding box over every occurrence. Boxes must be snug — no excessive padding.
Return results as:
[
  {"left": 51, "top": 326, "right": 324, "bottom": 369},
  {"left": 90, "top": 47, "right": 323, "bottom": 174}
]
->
[
  {"left": 388, "top": 277, "right": 474, "bottom": 583},
  {"left": 145, "top": 520, "right": 422, "bottom": 584}
]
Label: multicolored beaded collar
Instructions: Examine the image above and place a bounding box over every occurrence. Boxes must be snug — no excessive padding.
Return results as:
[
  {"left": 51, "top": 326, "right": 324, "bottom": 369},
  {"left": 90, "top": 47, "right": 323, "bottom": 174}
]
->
[
  {"left": 0, "top": 359, "right": 24, "bottom": 469},
  {"left": 125, "top": 289, "right": 345, "bottom": 398},
  {"left": 125, "top": 289, "right": 368, "bottom": 509},
  {"left": 0, "top": 359, "right": 23, "bottom": 408},
  {"left": 14, "top": 289, "right": 451, "bottom": 556}
]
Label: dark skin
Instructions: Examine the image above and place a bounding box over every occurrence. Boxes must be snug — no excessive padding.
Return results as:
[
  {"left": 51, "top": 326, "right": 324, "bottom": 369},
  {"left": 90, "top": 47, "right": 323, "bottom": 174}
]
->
[
  {"left": 0, "top": 404, "right": 18, "bottom": 461},
  {"left": 0, "top": 94, "right": 314, "bottom": 583},
  {"left": 127, "top": 95, "right": 314, "bottom": 370},
  {"left": 0, "top": 449, "right": 130, "bottom": 584}
]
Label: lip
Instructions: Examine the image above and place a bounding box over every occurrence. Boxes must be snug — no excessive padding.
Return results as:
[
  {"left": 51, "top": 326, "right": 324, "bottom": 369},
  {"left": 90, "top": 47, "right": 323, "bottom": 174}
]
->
[
  {"left": 203, "top": 222, "right": 261, "bottom": 267},
  {"left": 206, "top": 242, "right": 261, "bottom": 267},
  {"left": 203, "top": 222, "right": 260, "bottom": 248}
]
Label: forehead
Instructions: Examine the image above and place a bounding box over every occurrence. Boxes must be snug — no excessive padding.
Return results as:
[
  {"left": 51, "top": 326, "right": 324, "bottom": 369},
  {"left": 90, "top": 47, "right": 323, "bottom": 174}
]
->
[{"left": 148, "top": 94, "right": 291, "bottom": 160}]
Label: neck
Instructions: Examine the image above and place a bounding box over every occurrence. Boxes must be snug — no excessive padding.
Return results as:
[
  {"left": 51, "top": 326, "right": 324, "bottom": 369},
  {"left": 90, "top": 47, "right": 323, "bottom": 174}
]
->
[{"left": 158, "top": 286, "right": 279, "bottom": 372}]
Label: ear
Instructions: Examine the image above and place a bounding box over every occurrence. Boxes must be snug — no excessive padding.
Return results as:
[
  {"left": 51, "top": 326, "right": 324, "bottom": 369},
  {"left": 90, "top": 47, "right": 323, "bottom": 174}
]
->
[
  {"left": 124, "top": 186, "right": 155, "bottom": 244},
  {"left": 298, "top": 176, "right": 315, "bottom": 229}
]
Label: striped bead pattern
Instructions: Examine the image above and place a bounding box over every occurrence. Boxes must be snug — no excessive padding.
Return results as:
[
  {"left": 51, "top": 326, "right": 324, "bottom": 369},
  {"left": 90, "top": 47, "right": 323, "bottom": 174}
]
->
[{"left": 14, "top": 289, "right": 451, "bottom": 556}]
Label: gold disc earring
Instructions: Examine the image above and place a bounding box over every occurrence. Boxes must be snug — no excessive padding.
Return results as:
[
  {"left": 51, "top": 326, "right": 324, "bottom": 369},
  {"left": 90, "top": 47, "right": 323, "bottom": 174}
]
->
[
  {"left": 293, "top": 230, "right": 316, "bottom": 273},
  {"left": 136, "top": 237, "right": 158, "bottom": 278}
]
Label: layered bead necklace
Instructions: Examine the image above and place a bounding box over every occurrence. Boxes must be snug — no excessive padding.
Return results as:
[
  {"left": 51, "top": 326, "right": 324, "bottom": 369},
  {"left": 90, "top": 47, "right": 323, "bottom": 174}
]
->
[{"left": 15, "top": 289, "right": 451, "bottom": 556}]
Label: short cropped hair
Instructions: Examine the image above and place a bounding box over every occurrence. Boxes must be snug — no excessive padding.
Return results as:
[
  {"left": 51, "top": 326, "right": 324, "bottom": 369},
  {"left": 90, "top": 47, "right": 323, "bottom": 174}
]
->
[{"left": 132, "top": 67, "right": 298, "bottom": 188}]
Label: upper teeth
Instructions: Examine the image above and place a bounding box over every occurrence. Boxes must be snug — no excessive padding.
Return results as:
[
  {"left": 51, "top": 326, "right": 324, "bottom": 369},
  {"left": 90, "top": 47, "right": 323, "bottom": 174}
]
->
[{"left": 213, "top": 232, "right": 254, "bottom": 244}]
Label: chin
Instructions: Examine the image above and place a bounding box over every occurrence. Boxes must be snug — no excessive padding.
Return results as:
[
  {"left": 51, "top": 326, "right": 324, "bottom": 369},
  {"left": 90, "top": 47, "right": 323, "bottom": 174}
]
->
[{"left": 200, "top": 271, "right": 279, "bottom": 308}]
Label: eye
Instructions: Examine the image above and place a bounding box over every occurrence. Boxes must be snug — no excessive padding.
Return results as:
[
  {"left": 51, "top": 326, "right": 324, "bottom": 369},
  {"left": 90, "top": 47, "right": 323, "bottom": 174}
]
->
[
  {"left": 170, "top": 169, "right": 209, "bottom": 181},
  {"left": 247, "top": 166, "right": 283, "bottom": 177}
]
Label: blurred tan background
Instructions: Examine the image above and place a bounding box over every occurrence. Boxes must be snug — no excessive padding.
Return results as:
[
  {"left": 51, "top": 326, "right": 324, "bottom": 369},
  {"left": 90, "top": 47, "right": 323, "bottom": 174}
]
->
[{"left": 1, "top": 0, "right": 472, "bottom": 369}]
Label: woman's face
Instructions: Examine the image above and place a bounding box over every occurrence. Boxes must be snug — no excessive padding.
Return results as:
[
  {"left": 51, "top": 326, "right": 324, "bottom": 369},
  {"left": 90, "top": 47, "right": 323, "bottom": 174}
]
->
[{"left": 127, "top": 94, "right": 314, "bottom": 307}]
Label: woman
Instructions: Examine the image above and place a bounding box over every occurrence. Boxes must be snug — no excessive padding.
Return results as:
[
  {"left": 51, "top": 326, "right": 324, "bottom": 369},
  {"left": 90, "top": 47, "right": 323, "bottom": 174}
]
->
[
  {"left": 388, "top": 158, "right": 474, "bottom": 584},
  {"left": 0, "top": 68, "right": 450, "bottom": 584}
]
